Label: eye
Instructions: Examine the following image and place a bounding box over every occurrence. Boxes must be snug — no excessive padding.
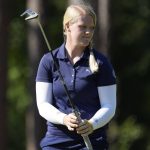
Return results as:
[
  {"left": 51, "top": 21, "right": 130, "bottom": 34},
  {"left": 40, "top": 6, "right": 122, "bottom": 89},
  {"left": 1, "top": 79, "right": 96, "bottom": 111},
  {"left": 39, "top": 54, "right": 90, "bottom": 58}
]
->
[
  {"left": 79, "top": 25, "right": 86, "bottom": 29},
  {"left": 90, "top": 26, "right": 95, "bottom": 31}
]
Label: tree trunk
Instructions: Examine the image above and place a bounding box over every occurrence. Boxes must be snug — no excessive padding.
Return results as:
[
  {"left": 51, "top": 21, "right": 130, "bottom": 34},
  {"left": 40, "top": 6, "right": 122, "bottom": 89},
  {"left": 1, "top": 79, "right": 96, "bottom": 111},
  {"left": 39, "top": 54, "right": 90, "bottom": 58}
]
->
[
  {"left": 0, "top": 0, "right": 10, "bottom": 149},
  {"left": 96, "top": 0, "right": 110, "bottom": 56},
  {"left": 25, "top": 0, "right": 46, "bottom": 150}
]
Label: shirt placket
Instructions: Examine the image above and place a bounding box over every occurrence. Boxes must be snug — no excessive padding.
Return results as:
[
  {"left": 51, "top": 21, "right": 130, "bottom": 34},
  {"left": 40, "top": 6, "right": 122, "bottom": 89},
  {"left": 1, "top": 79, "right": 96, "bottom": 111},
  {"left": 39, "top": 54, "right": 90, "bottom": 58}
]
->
[{"left": 70, "top": 68, "right": 76, "bottom": 91}]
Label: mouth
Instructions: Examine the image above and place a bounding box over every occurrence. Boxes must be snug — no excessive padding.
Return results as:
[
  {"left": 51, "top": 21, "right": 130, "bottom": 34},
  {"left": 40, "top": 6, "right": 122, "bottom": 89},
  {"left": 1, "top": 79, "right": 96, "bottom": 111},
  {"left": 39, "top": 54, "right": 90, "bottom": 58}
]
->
[
  {"left": 80, "top": 37, "right": 91, "bottom": 46},
  {"left": 83, "top": 36, "right": 90, "bottom": 39},
  {"left": 83, "top": 37, "right": 91, "bottom": 42}
]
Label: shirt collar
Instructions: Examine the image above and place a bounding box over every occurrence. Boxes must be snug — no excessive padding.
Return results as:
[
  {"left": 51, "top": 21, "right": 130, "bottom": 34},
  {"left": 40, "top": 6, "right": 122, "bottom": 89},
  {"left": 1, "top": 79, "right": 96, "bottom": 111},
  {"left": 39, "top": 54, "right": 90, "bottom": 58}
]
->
[
  {"left": 57, "top": 43, "right": 90, "bottom": 60},
  {"left": 56, "top": 43, "right": 67, "bottom": 59}
]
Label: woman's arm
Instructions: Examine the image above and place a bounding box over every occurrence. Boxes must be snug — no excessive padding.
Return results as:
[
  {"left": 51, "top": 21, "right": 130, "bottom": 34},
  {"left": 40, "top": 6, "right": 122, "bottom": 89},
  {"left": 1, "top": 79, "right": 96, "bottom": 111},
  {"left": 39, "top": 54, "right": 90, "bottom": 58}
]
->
[
  {"left": 89, "top": 84, "right": 116, "bottom": 130},
  {"left": 36, "top": 82, "right": 66, "bottom": 125}
]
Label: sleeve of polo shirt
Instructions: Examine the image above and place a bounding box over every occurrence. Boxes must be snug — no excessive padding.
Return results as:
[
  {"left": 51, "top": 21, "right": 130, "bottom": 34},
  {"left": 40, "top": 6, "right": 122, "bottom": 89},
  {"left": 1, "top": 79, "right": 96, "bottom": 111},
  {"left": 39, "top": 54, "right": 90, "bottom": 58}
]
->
[
  {"left": 36, "top": 54, "right": 52, "bottom": 83},
  {"left": 36, "top": 54, "right": 67, "bottom": 125},
  {"left": 97, "top": 57, "right": 116, "bottom": 86}
]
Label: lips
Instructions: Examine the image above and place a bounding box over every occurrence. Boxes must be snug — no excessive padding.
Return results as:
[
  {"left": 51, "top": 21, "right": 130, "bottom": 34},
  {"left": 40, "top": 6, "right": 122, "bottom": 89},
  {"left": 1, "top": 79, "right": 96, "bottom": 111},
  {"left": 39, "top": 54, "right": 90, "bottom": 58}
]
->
[
  {"left": 83, "top": 37, "right": 91, "bottom": 42},
  {"left": 84, "top": 37, "right": 90, "bottom": 39},
  {"left": 82, "top": 35, "right": 90, "bottom": 39}
]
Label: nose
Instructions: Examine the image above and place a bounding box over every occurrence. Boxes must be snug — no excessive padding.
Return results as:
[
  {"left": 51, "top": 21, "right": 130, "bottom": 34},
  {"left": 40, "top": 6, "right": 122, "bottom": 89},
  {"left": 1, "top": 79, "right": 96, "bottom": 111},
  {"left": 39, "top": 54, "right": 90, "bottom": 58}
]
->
[
  {"left": 85, "top": 30, "right": 91, "bottom": 36},
  {"left": 85, "top": 27, "right": 94, "bottom": 35},
  {"left": 85, "top": 30, "right": 90, "bottom": 35}
]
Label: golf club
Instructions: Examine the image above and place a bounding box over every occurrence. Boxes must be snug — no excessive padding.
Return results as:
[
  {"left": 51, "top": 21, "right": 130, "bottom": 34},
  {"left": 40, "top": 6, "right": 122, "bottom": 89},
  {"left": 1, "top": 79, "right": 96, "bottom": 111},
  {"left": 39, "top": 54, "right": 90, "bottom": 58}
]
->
[{"left": 20, "top": 9, "right": 93, "bottom": 150}]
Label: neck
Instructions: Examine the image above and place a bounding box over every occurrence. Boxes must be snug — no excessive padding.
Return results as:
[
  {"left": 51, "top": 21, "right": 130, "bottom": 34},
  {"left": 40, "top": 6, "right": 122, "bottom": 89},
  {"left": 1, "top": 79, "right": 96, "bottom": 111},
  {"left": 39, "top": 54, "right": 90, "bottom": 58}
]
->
[
  {"left": 65, "top": 42, "right": 84, "bottom": 59},
  {"left": 65, "top": 42, "right": 85, "bottom": 64}
]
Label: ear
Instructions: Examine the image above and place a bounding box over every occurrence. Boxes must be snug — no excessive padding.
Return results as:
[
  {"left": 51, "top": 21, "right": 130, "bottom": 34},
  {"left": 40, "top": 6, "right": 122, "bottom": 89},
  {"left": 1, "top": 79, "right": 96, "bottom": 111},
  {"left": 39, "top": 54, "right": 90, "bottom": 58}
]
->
[{"left": 65, "top": 23, "right": 71, "bottom": 32}]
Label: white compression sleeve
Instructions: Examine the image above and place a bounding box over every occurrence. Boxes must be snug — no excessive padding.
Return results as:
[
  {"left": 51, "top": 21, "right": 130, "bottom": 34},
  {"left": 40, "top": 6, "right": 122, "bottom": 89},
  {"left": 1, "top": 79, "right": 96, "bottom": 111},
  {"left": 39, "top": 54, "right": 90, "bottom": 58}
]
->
[
  {"left": 89, "top": 84, "right": 117, "bottom": 130},
  {"left": 36, "top": 82, "right": 66, "bottom": 125}
]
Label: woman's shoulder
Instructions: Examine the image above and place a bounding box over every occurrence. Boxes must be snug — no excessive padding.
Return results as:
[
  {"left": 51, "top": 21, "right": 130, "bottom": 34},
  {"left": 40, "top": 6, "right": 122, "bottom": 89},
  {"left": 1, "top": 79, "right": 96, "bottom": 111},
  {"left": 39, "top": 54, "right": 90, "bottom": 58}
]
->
[
  {"left": 92, "top": 49, "right": 109, "bottom": 64},
  {"left": 41, "top": 47, "right": 60, "bottom": 62}
]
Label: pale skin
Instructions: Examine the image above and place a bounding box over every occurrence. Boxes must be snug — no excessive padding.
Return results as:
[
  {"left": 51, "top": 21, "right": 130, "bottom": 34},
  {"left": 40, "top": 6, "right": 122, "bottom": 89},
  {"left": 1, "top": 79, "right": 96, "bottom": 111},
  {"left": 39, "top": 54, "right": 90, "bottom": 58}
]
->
[
  {"left": 65, "top": 14, "right": 95, "bottom": 64},
  {"left": 63, "top": 14, "right": 95, "bottom": 136}
]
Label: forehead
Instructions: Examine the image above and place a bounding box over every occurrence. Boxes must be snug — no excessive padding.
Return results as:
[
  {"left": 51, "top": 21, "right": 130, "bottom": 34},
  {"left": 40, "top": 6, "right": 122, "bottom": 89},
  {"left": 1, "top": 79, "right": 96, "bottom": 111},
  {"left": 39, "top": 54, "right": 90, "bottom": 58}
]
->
[{"left": 76, "top": 15, "right": 94, "bottom": 25}]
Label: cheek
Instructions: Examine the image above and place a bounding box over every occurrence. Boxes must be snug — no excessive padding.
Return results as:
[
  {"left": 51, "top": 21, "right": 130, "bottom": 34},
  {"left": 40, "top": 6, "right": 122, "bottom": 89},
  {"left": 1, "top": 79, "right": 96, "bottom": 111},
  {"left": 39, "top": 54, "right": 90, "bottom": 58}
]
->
[
  {"left": 70, "top": 25, "right": 82, "bottom": 33},
  {"left": 72, "top": 30, "right": 82, "bottom": 38}
]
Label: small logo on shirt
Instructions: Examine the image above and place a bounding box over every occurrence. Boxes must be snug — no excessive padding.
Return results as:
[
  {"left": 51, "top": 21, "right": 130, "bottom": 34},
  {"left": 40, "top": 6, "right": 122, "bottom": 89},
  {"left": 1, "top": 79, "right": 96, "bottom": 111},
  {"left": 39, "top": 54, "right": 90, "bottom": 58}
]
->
[{"left": 86, "top": 69, "right": 91, "bottom": 73}]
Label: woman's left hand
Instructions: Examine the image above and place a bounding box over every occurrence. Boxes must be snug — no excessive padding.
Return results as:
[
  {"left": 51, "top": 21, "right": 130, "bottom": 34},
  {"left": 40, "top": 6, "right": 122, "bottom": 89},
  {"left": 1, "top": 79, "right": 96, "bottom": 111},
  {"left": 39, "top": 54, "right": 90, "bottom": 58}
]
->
[{"left": 76, "top": 119, "right": 93, "bottom": 136}]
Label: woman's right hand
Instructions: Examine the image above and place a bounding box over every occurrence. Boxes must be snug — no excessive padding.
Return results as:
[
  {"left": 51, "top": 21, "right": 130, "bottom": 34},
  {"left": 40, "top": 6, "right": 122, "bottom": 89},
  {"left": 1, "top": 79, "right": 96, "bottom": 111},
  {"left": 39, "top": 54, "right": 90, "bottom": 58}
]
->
[{"left": 63, "top": 113, "right": 79, "bottom": 131}]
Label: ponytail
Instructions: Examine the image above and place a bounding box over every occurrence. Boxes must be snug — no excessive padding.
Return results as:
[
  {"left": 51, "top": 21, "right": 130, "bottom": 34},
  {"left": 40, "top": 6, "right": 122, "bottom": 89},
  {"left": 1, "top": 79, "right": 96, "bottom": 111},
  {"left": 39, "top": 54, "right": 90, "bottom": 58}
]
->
[{"left": 89, "top": 49, "right": 99, "bottom": 73}]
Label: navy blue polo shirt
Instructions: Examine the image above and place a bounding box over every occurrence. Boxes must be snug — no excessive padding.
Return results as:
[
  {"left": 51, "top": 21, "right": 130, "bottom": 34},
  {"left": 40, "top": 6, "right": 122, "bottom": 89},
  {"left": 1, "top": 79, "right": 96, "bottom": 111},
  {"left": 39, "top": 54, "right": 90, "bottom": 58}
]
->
[{"left": 36, "top": 43, "right": 116, "bottom": 147}]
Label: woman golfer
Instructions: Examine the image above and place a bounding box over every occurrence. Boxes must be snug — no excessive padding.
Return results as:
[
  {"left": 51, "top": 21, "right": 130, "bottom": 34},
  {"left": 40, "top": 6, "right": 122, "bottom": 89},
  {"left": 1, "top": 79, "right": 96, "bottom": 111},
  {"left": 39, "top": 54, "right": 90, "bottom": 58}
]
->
[{"left": 36, "top": 3, "right": 116, "bottom": 150}]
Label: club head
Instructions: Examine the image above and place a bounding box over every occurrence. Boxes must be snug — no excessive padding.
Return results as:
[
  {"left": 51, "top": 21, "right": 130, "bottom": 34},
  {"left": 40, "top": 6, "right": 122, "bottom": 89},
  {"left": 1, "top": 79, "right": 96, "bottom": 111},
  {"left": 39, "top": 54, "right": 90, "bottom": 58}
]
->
[{"left": 20, "top": 9, "right": 38, "bottom": 20}]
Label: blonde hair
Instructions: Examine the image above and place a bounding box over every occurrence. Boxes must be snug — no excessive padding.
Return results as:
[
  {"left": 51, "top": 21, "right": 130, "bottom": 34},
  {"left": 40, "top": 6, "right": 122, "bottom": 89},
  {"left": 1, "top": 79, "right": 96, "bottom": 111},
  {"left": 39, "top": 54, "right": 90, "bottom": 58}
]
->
[{"left": 63, "top": 4, "right": 99, "bottom": 73}]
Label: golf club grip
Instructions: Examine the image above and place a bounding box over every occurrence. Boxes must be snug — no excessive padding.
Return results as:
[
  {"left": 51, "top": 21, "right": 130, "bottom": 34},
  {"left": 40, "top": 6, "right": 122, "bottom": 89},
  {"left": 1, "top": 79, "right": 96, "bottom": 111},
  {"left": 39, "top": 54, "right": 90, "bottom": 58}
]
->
[{"left": 74, "top": 110, "right": 93, "bottom": 150}]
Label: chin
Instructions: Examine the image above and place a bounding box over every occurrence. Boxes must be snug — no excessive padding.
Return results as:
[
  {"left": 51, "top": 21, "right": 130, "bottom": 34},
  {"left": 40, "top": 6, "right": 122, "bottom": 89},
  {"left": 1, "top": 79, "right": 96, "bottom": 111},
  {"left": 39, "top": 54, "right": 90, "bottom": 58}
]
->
[
  {"left": 80, "top": 40, "right": 89, "bottom": 46},
  {"left": 82, "top": 43, "right": 90, "bottom": 47}
]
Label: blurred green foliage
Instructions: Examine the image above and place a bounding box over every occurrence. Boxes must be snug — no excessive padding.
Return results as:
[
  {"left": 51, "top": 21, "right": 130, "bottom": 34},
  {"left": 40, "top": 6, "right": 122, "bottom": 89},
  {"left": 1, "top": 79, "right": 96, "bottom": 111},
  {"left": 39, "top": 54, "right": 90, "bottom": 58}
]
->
[
  {"left": 7, "top": 18, "right": 29, "bottom": 150},
  {"left": 5, "top": 0, "right": 150, "bottom": 150},
  {"left": 110, "top": 0, "right": 150, "bottom": 149},
  {"left": 109, "top": 117, "right": 143, "bottom": 150},
  {"left": 6, "top": 1, "right": 66, "bottom": 150}
]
